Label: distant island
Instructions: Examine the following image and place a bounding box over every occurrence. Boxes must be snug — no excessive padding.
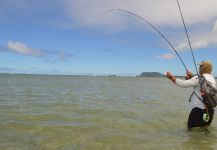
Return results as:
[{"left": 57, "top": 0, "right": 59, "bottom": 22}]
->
[{"left": 137, "top": 72, "right": 164, "bottom": 77}]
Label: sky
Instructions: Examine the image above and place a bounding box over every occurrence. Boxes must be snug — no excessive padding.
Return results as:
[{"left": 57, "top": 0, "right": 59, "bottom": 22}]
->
[{"left": 0, "top": 0, "right": 217, "bottom": 76}]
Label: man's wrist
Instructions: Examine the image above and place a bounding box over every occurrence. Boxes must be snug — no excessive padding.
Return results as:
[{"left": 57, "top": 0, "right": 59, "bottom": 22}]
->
[{"left": 170, "top": 76, "right": 176, "bottom": 83}]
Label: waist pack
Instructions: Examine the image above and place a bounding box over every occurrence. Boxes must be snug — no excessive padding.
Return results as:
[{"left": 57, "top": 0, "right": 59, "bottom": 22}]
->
[{"left": 199, "top": 76, "right": 217, "bottom": 109}]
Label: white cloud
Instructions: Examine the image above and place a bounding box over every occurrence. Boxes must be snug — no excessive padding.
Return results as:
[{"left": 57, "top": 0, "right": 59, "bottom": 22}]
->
[
  {"left": 7, "top": 41, "right": 44, "bottom": 56},
  {"left": 175, "top": 19, "right": 217, "bottom": 51},
  {"left": 1, "top": 0, "right": 217, "bottom": 53},
  {"left": 1, "top": 0, "right": 217, "bottom": 33},
  {"left": 63, "top": 0, "right": 217, "bottom": 51},
  {"left": 2, "top": 0, "right": 217, "bottom": 28},
  {"left": 212, "top": 20, "right": 217, "bottom": 33},
  {"left": 5, "top": 41, "right": 73, "bottom": 62},
  {"left": 157, "top": 53, "right": 175, "bottom": 59},
  {"left": 175, "top": 39, "right": 209, "bottom": 52},
  {"left": 64, "top": 0, "right": 217, "bottom": 27}
]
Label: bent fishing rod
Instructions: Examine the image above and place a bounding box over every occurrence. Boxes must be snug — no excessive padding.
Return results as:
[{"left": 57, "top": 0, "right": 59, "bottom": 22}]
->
[
  {"left": 176, "top": 0, "right": 199, "bottom": 75},
  {"left": 104, "top": 8, "right": 188, "bottom": 72}
]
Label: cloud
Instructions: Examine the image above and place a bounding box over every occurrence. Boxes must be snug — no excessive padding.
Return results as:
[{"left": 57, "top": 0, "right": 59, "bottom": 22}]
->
[
  {"left": 2, "top": 41, "right": 73, "bottom": 62},
  {"left": 175, "top": 19, "right": 217, "bottom": 51},
  {"left": 1, "top": 0, "right": 217, "bottom": 52},
  {"left": 64, "top": 0, "right": 217, "bottom": 27},
  {"left": 7, "top": 41, "right": 45, "bottom": 56},
  {"left": 1, "top": 0, "right": 217, "bottom": 31},
  {"left": 175, "top": 40, "right": 209, "bottom": 52},
  {"left": 1, "top": 0, "right": 217, "bottom": 28},
  {"left": 212, "top": 20, "right": 217, "bottom": 33},
  {"left": 157, "top": 53, "right": 175, "bottom": 59},
  {"left": 63, "top": 0, "right": 217, "bottom": 52}
]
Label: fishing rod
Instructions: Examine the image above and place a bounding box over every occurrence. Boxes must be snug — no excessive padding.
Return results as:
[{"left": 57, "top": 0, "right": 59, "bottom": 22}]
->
[
  {"left": 104, "top": 8, "right": 188, "bottom": 72},
  {"left": 176, "top": 0, "right": 199, "bottom": 75}
]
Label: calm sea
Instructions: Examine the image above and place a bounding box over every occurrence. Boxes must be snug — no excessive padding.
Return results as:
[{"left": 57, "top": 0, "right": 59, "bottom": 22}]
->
[{"left": 0, "top": 74, "right": 217, "bottom": 150}]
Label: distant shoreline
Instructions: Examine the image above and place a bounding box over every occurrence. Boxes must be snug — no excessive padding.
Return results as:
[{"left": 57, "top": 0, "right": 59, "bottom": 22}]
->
[
  {"left": 0, "top": 73, "right": 216, "bottom": 79},
  {"left": 0, "top": 72, "right": 165, "bottom": 77}
]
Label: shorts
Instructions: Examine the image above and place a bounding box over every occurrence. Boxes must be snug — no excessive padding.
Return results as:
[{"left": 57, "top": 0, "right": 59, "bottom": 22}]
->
[{"left": 187, "top": 107, "right": 215, "bottom": 128}]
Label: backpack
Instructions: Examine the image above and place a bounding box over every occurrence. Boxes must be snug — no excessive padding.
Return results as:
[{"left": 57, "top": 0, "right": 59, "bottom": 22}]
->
[{"left": 199, "top": 75, "right": 217, "bottom": 109}]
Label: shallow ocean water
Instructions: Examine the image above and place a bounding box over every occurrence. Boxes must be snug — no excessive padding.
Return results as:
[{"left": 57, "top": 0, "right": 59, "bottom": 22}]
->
[{"left": 0, "top": 74, "right": 217, "bottom": 150}]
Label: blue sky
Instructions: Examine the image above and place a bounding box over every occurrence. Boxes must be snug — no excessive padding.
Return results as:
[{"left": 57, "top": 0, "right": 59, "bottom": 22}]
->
[{"left": 1, "top": 0, "right": 217, "bottom": 76}]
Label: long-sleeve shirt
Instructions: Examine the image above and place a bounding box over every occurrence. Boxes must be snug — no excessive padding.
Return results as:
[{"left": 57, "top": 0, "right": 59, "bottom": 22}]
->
[{"left": 175, "top": 74, "right": 216, "bottom": 109}]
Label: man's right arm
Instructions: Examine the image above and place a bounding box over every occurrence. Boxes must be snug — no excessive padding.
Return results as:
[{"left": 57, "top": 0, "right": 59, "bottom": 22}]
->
[{"left": 175, "top": 76, "right": 199, "bottom": 88}]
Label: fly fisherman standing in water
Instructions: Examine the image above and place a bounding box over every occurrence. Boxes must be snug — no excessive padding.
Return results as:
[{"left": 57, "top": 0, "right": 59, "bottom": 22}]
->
[
  {"left": 166, "top": 61, "right": 216, "bottom": 129},
  {"left": 105, "top": 0, "right": 217, "bottom": 129}
]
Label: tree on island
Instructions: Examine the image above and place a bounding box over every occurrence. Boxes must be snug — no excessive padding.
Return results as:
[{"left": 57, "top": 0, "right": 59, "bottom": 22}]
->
[{"left": 137, "top": 72, "right": 164, "bottom": 77}]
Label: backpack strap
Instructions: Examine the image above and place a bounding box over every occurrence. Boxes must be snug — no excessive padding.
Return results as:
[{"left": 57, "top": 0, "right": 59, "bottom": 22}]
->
[
  {"left": 198, "top": 75, "right": 205, "bottom": 88},
  {"left": 189, "top": 91, "right": 203, "bottom": 102},
  {"left": 189, "top": 92, "right": 195, "bottom": 102}
]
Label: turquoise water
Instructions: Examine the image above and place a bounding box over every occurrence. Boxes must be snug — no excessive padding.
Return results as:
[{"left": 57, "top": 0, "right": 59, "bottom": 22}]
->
[{"left": 0, "top": 74, "right": 217, "bottom": 150}]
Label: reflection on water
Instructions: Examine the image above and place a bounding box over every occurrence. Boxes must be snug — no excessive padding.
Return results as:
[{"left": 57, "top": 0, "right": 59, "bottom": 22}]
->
[{"left": 0, "top": 74, "right": 217, "bottom": 150}]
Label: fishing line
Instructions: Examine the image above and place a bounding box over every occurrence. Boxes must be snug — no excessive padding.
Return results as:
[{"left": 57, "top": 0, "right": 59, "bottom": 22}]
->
[
  {"left": 176, "top": 0, "right": 199, "bottom": 75},
  {"left": 103, "top": 8, "right": 188, "bottom": 72}
]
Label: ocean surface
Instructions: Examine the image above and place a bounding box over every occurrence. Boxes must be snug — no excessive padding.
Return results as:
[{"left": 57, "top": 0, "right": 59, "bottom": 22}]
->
[{"left": 1, "top": 74, "right": 217, "bottom": 150}]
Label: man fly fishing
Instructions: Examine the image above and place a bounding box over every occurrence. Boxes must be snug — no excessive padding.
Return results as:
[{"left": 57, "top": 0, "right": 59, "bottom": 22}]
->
[
  {"left": 105, "top": 0, "right": 217, "bottom": 129},
  {"left": 166, "top": 61, "right": 216, "bottom": 129},
  {"left": 166, "top": 0, "right": 217, "bottom": 129}
]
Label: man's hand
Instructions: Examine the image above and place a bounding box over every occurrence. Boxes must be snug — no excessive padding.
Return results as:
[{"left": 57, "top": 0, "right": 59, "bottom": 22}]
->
[
  {"left": 166, "top": 72, "right": 176, "bottom": 83},
  {"left": 166, "top": 72, "right": 173, "bottom": 79},
  {"left": 185, "top": 70, "right": 193, "bottom": 80}
]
